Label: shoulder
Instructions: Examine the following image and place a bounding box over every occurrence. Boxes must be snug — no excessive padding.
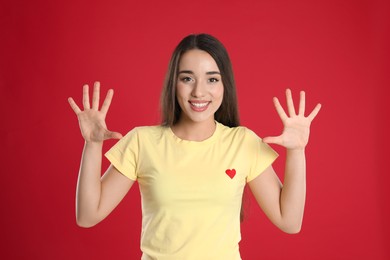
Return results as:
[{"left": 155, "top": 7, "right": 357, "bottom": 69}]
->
[
  {"left": 121, "top": 125, "right": 168, "bottom": 144},
  {"left": 130, "top": 125, "right": 164, "bottom": 134},
  {"left": 218, "top": 122, "right": 261, "bottom": 142}
]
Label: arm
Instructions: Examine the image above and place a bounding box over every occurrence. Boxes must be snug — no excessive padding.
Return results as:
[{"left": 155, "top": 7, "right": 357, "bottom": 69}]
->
[
  {"left": 249, "top": 89, "right": 321, "bottom": 234},
  {"left": 69, "top": 82, "right": 134, "bottom": 228},
  {"left": 248, "top": 151, "right": 305, "bottom": 234}
]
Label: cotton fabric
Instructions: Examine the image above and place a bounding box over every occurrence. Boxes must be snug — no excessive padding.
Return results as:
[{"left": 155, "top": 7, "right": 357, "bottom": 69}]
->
[{"left": 105, "top": 121, "right": 278, "bottom": 260}]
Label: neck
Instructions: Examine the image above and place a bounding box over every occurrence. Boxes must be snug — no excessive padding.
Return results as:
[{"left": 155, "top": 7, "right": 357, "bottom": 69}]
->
[{"left": 171, "top": 118, "right": 216, "bottom": 141}]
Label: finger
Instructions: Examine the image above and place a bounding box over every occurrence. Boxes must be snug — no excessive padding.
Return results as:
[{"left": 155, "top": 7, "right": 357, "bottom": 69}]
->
[
  {"left": 82, "top": 84, "right": 90, "bottom": 110},
  {"left": 307, "top": 103, "right": 322, "bottom": 121},
  {"left": 92, "top": 81, "right": 100, "bottom": 110},
  {"left": 298, "top": 90, "right": 305, "bottom": 116},
  {"left": 286, "top": 89, "right": 296, "bottom": 116},
  {"left": 273, "top": 97, "right": 288, "bottom": 121},
  {"left": 101, "top": 89, "right": 114, "bottom": 115},
  {"left": 104, "top": 130, "right": 123, "bottom": 140},
  {"left": 68, "top": 97, "right": 82, "bottom": 114},
  {"left": 107, "top": 131, "right": 123, "bottom": 140},
  {"left": 262, "top": 136, "right": 283, "bottom": 146}
]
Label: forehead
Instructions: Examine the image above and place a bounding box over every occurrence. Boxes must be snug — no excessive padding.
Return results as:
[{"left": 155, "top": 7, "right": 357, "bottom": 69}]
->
[{"left": 179, "top": 49, "right": 219, "bottom": 71}]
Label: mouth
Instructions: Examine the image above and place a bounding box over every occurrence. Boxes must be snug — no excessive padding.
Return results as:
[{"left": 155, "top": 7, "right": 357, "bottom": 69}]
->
[{"left": 189, "top": 101, "right": 211, "bottom": 111}]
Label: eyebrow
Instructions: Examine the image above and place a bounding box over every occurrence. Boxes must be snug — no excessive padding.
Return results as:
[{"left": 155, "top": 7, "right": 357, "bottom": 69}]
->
[{"left": 178, "top": 70, "right": 221, "bottom": 75}]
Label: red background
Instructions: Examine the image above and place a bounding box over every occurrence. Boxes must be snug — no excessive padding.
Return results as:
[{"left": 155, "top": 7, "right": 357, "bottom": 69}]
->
[{"left": 1, "top": 0, "right": 389, "bottom": 259}]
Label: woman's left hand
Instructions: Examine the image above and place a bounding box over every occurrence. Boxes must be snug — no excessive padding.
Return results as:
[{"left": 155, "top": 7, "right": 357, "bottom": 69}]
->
[{"left": 263, "top": 89, "right": 321, "bottom": 150}]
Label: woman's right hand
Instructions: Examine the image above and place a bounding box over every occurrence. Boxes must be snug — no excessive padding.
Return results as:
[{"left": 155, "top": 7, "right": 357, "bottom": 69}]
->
[{"left": 68, "top": 81, "right": 122, "bottom": 143}]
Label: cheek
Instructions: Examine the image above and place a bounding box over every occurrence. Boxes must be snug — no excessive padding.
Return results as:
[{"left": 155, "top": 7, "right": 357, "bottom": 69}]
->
[
  {"left": 175, "top": 84, "right": 186, "bottom": 99},
  {"left": 175, "top": 84, "right": 189, "bottom": 111},
  {"left": 214, "top": 84, "right": 224, "bottom": 100}
]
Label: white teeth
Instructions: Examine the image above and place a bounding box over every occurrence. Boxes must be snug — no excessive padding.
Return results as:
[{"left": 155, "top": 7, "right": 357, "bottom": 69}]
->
[{"left": 191, "top": 102, "right": 208, "bottom": 108}]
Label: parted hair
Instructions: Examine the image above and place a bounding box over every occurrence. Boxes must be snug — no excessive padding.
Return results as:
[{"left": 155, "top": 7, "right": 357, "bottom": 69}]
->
[{"left": 160, "top": 33, "right": 240, "bottom": 127}]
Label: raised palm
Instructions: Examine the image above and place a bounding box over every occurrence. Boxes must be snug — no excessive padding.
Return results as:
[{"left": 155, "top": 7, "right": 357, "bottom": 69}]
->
[
  {"left": 263, "top": 89, "right": 321, "bottom": 150},
  {"left": 68, "top": 82, "right": 122, "bottom": 143}
]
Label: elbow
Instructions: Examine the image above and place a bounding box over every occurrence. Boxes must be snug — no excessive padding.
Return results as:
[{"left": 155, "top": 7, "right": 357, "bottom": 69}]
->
[
  {"left": 282, "top": 225, "right": 302, "bottom": 234},
  {"left": 76, "top": 220, "right": 96, "bottom": 228},
  {"left": 279, "top": 222, "right": 302, "bottom": 234},
  {"left": 76, "top": 215, "right": 100, "bottom": 228}
]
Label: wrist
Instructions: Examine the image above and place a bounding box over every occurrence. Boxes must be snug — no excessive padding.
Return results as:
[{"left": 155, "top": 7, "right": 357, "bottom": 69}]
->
[
  {"left": 286, "top": 148, "right": 306, "bottom": 154},
  {"left": 84, "top": 140, "right": 104, "bottom": 147}
]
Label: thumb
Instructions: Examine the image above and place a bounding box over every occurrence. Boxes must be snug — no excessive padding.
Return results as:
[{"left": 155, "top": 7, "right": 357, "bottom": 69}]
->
[
  {"left": 105, "top": 130, "right": 123, "bottom": 140},
  {"left": 262, "top": 136, "right": 282, "bottom": 145}
]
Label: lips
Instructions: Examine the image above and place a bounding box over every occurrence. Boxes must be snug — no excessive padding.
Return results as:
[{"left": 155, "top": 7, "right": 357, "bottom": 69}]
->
[{"left": 189, "top": 101, "right": 210, "bottom": 112}]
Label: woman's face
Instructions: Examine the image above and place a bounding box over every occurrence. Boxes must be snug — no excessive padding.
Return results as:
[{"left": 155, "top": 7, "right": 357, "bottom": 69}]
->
[{"left": 176, "top": 49, "right": 224, "bottom": 125}]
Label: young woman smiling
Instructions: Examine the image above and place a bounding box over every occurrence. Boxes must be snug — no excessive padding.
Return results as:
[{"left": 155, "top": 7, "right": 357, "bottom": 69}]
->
[{"left": 68, "top": 34, "right": 321, "bottom": 260}]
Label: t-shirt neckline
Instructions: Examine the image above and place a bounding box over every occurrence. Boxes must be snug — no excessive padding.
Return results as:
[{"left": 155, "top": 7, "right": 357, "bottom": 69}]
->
[{"left": 167, "top": 121, "right": 222, "bottom": 146}]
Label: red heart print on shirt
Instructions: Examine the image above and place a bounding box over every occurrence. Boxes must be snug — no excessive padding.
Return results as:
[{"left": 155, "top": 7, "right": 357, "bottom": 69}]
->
[{"left": 225, "top": 169, "right": 236, "bottom": 179}]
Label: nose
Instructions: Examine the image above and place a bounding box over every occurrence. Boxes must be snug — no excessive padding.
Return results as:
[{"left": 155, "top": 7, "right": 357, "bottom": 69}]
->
[{"left": 191, "top": 80, "right": 206, "bottom": 98}]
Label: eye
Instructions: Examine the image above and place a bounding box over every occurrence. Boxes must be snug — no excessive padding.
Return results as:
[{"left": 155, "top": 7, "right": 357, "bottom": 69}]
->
[
  {"left": 208, "top": 78, "right": 220, "bottom": 83},
  {"left": 180, "top": 76, "right": 193, "bottom": 82}
]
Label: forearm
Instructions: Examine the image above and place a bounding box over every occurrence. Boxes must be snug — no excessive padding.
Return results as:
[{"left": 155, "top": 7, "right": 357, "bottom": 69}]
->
[
  {"left": 280, "top": 148, "right": 306, "bottom": 233},
  {"left": 76, "top": 141, "right": 104, "bottom": 227}
]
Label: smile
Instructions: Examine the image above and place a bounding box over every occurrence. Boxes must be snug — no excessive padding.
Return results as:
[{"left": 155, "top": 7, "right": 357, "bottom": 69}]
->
[{"left": 189, "top": 101, "right": 210, "bottom": 111}]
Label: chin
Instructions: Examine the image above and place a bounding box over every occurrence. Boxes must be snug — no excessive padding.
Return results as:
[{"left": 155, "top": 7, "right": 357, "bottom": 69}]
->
[{"left": 183, "top": 112, "right": 215, "bottom": 124}]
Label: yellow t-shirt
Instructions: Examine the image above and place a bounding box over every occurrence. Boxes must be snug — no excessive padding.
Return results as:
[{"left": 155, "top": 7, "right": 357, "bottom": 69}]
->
[{"left": 105, "top": 121, "right": 278, "bottom": 260}]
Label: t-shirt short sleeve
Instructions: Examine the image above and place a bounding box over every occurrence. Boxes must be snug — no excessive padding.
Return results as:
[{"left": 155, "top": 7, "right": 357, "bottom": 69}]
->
[
  {"left": 246, "top": 129, "right": 279, "bottom": 182},
  {"left": 104, "top": 128, "right": 139, "bottom": 181}
]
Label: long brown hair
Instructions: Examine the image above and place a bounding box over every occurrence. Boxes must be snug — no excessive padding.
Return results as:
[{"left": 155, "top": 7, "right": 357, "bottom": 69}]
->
[
  {"left": 160, "top": 34, "right": 247, "bottom": 221},
  {"left": 160, "top": 33, "right": 240, "bottom": 127}
]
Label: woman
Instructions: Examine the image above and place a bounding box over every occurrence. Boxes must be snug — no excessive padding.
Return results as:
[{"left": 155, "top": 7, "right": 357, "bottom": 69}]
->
[{"left": 68, "top": 34, "right": 321, "bottom": 260}]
